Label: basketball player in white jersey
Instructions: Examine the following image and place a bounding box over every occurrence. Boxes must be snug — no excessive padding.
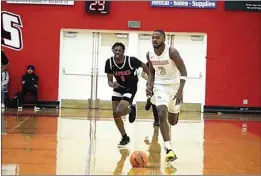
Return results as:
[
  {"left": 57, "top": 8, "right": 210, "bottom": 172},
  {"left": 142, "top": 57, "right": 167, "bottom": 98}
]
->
[{"left": 146, "top": 30, "right": 187, "bottom": 162}]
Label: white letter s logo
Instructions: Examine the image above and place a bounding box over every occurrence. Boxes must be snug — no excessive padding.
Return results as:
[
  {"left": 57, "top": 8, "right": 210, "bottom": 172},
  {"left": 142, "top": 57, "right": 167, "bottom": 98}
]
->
[{"left": 1, "top": 11, "right": 23, "bottom": 51}]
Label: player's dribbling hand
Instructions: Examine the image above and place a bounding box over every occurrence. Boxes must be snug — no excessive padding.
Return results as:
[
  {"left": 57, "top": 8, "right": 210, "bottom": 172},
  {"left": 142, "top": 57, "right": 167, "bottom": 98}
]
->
[
  {"left": 174, "top": 89, "right": 183, "bottom": 105},
  {"left": 146, "top": 86, "right": 153, "bottom": 97},
  {"left": 112, "top": 81, "right": 119, "bottom": 88}
]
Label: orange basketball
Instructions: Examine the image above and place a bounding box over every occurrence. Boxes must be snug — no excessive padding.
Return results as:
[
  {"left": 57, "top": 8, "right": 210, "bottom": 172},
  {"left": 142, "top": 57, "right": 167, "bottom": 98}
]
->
[{"left": 130, "top": 150, "right": 148, "bottom": 167}]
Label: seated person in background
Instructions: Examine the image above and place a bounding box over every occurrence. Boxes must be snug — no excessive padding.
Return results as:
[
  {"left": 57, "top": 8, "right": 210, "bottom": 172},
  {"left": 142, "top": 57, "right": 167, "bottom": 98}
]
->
[
  {"left": 18, "top": 65, "right": 40, "bottom": 111},
  {"left": 1, "top": 49, "right": 9, "bottom": 109},
  {"left": 1, "top": 69, "right": 9, "bottom": 108},
  {"left": 1, "top": 49, "right": 9, "bottom": 72}
]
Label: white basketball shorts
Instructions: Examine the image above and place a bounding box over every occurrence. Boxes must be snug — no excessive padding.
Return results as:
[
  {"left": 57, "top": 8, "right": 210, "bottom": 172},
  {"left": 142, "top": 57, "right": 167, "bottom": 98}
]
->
[{"left": 150, "top": 84, "right": 181, "bottom": 113}]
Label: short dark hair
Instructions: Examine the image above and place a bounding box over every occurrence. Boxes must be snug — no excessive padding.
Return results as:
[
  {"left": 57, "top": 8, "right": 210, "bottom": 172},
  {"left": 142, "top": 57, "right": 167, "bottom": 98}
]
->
[
  {"left": 154, "top": 29, "right": 166, "bottom": 39},
  {"left": 112, "top": 42, "right": 125, "bottom": 51}
]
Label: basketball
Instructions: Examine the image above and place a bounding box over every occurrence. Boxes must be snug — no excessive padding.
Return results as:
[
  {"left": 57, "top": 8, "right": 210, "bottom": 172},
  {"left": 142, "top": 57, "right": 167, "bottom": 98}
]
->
[{"left": 130, "top": 150, "right": 148, "bottom": 167}]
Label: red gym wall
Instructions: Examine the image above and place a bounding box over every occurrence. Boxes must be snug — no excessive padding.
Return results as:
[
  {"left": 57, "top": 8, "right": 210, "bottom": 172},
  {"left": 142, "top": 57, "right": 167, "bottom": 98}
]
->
[{"left": 2, "top": 1, "right": 261, "bottom": 107}]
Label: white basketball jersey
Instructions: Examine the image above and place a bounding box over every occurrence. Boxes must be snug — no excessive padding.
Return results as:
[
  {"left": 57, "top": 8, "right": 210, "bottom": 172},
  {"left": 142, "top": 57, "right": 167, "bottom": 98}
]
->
[{"left": 148, "top": 44, "right": 180, "bottom": 85}]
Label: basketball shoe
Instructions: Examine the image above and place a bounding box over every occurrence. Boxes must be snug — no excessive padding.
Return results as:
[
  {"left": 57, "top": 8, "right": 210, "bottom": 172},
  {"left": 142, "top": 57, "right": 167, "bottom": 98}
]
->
[
  {"left": 118, "top": 136, "right": 130, "bottom": 146},
  {"left": 165, "top": 149, "right": 177, "bottom": 162},
  {"left": 128, "top": 104, "right": 137, "bottom": 123}
]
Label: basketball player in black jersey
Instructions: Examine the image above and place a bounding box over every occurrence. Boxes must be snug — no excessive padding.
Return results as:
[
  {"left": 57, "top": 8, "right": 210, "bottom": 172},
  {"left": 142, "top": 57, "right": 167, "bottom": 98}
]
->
[{"left": 105, "top": 42, "right": 149, "bottom": 146}]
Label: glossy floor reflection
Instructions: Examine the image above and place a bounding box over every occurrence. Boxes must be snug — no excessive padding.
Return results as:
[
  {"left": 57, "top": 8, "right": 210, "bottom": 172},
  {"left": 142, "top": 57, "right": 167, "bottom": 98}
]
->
[
  {"left": 1, "top": 109, "right": 261, "bottom": 175},
  {"left": 1, "top": 109, "right": 58, "bottom": 175}
]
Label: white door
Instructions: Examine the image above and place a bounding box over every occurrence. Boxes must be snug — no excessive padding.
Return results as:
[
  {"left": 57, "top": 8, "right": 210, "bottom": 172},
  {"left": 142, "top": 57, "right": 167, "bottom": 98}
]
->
[
  {"left": 173, "top": 35, "right": 207, "bottom": 111},
  {"left": 59, "top": 31, "right": 95, "bottom": 102},
  {"left": 96, "top": 32, "right": 130, "bottom": 101},
  {"left": 136, "top": 34, "right": 153, "bottom": 102}
]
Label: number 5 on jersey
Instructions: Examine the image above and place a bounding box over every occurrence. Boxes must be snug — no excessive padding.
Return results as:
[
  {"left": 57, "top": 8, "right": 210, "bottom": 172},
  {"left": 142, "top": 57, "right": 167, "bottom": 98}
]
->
[{"left": 1, "top": 11, "right": 23, "bottom": 51}]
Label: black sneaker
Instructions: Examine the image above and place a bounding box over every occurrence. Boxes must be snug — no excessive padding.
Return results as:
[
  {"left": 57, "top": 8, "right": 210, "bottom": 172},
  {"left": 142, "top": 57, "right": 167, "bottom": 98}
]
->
[
  {"left": 118, "top": 136, "right": 130, "bottom": 146},
  {"left": 129, "top": 104, "right": 137, "bottom": 123},
  {"left": 153, "top": 115, "right": 159, "bottom": 126},
  {"left": 145, "top": 98, "right": 152, "bottom": 111}
]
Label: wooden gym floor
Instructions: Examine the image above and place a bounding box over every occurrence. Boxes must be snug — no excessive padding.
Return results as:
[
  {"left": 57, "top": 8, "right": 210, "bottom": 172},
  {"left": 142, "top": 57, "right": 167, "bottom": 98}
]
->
[{"left": 1, "top": 108, "right": 260, "bottom": 175}]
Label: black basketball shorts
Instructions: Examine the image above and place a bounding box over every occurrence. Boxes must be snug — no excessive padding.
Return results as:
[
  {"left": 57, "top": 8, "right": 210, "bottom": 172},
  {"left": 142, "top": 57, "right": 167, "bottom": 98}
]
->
[{"left": 112, "top": 86, "right": 137, "bottom": 104}]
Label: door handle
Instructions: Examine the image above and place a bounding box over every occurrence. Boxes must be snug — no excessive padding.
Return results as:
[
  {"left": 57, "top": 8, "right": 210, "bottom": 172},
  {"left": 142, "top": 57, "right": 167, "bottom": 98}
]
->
[{"left": 199, "top": 72, "right": 202, "bottom": 79}]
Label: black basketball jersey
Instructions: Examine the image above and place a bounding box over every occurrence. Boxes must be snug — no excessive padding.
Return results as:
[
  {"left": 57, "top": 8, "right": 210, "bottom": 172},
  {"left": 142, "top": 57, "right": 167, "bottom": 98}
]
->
[{"left": 105, "top": 56, "right": 142, "bottom": 88}]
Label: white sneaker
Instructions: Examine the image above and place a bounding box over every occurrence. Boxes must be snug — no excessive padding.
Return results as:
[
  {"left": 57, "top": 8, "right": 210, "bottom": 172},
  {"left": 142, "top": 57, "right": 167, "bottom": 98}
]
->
[
  {"left": 1, "top": 103, "right": 5, "bottom": 108},
  {"left": 18, "top": 106, "right": 23, "bottom": 111},
  {"left": 34, "top": 106, "right": 40, "bottom": 111}
]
